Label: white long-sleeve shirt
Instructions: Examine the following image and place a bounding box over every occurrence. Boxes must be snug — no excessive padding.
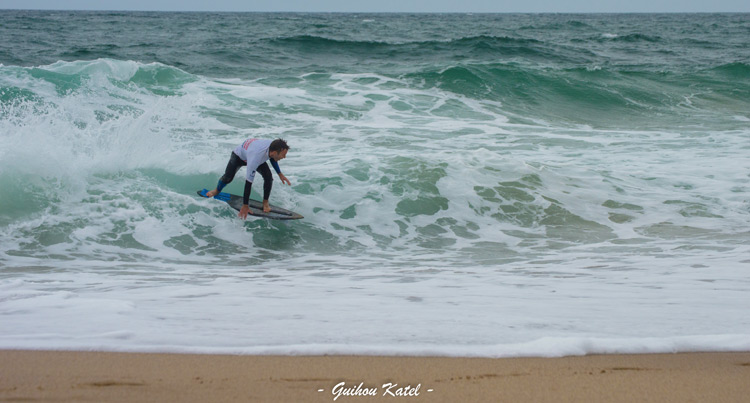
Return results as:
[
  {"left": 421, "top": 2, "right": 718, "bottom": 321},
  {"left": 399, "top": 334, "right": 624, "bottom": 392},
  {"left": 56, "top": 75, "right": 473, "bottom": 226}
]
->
[{"left": 233, "top": 138, "right": 272, "bottom": 183}]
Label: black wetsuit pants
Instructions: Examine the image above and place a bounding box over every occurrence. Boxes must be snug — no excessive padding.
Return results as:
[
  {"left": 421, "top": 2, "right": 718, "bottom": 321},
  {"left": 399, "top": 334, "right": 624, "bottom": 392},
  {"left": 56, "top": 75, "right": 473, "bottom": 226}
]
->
[{"left": 219, "top": 152, "right": 273, "bottom": 204}]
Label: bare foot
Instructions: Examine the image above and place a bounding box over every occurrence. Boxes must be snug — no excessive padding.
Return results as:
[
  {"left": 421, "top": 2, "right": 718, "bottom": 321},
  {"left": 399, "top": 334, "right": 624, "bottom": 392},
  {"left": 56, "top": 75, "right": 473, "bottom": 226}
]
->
[
  {"left": 206, "top": 189, "right": 218, "bottom": 197},
  {"left": 262, "top": 201, "right": 271, "bottom": 213}
]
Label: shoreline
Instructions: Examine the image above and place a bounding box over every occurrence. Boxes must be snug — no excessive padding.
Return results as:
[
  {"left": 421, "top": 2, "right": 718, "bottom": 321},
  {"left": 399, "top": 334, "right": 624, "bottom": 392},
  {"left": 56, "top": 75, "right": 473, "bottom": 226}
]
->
[{"left": 2, "top": 350, "right": 749, "bottom": 402}]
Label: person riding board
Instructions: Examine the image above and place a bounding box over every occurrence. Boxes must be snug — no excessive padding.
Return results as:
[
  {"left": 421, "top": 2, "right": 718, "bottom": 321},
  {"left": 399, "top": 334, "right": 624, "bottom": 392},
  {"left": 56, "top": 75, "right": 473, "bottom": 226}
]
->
[{"left": 206, "top": 138, "right": 291, "bottom": 219}]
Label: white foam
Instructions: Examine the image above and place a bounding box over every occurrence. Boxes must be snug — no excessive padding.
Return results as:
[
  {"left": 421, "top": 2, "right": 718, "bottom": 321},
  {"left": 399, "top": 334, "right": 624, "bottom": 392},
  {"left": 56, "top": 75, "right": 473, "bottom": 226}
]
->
[
  {"left": 2, "top": 260, "right": 749, "bottom": 357},
  {"left": 44, "top": 58, "right": 141, "bottom": 81},
  {"left": 2, "top": 60, "right": 750, "bottom": 357},
  {"left": 3, "top": 335, "right": 750, "bottom": 358}
]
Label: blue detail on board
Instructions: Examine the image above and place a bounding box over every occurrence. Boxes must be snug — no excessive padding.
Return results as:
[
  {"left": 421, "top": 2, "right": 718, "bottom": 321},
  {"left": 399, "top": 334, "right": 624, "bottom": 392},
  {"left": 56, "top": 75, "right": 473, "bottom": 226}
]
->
[{"left": 198, "top": 189, "right": 231, "bottom": 202}]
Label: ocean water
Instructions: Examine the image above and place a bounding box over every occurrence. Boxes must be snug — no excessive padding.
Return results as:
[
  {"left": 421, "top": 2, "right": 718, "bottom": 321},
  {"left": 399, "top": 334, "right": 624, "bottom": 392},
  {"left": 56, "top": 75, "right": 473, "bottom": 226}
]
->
[{"left": 1, "top": 11, "right": 749, "bottom": 356}]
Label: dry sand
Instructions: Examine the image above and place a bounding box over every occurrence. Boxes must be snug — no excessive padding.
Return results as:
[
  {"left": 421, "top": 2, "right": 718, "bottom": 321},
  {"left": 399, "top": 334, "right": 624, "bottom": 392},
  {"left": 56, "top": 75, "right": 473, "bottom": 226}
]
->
[{"left": 1, "top": 350, "right": 749, "bottom": 402}]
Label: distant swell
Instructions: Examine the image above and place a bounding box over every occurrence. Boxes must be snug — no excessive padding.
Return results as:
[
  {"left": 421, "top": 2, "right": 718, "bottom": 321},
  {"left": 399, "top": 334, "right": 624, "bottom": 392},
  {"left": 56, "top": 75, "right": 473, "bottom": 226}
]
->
[
  {"left": 269, "top": 34, "right": 552, "bottom": 61},
  {"left": 402, "top": 62, "right": 741, "bottom": 126},
  {"left": 272, "top": 34, "right": 542, "bottom": 47},
  {"left": 708, "top": 61, "right": 750, "bottom": 78},
  {"left": 608, "top": 33, "right": 663, "bottom": 43}
]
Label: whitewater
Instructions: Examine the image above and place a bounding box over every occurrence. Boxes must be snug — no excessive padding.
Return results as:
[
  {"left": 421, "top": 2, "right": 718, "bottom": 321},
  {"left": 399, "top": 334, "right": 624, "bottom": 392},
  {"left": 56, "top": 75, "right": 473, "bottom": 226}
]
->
[{"left": 1, "top": 11, "right": 749, "bottom": 357}]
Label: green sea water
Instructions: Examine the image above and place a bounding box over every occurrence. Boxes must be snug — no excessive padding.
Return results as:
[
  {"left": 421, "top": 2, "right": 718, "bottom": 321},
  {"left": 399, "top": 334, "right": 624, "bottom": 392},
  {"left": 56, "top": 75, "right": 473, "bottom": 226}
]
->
[
  {"left": 0, "top": 11, "right": 749, "bottom": 354},
  {"left": 2, "top": 11, "right": 749, "bottom": 265}
]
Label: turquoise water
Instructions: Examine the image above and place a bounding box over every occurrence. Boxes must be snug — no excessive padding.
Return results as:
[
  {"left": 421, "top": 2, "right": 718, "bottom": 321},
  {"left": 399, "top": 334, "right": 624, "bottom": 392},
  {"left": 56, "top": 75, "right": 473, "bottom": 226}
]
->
[{"left": 1, "top": 11, "right": 749, "bottom": 355}]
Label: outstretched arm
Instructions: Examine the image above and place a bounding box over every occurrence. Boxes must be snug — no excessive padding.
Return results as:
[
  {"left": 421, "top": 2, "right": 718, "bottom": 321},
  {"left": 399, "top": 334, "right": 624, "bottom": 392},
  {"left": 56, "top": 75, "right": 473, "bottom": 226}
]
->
[
  {"left": 270, "top": 159, "right": 291, "bottom": 186},
  {"left": 270, "top": 159, "right": 281, "bottom": 174}
]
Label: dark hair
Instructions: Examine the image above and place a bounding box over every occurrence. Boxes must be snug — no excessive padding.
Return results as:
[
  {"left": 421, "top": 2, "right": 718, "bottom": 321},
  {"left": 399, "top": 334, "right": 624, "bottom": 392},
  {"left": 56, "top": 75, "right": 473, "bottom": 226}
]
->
[{"left": 269, "top": 138, "right": 289, "bottom": 153}]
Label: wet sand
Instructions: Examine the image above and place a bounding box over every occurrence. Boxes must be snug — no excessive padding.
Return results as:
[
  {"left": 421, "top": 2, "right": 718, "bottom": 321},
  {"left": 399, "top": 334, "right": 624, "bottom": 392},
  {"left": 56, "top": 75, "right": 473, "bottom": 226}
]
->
[{"left": 1, "top": 350, "right": 749, "bottom": 402}]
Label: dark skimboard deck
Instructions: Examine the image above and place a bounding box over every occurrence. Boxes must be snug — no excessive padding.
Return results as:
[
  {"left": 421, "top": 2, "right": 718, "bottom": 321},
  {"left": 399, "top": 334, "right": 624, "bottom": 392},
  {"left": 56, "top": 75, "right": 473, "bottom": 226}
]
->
[{"left": 197, "top": 189, "right": 303, "bottom": 220}]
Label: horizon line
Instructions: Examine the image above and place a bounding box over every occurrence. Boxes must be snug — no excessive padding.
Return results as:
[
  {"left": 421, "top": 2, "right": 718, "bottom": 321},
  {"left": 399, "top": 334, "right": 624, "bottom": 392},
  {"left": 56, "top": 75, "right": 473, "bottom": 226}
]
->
[{"left": 1, "top": 9, "right": 749, "bottom": 14}]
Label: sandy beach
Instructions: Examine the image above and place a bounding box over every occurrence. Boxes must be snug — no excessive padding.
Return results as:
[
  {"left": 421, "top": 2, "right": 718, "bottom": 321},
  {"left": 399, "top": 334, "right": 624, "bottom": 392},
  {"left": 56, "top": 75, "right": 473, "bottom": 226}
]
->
[{"left": 1, "top": 350, "right": 749, "bottom": 402}]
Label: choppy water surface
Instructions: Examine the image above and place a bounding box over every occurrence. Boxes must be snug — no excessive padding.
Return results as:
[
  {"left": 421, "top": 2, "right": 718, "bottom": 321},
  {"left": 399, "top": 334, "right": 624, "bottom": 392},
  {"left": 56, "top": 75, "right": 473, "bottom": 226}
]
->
[{"left": 1, "top": 11, "right": 749, "bottom": 355}]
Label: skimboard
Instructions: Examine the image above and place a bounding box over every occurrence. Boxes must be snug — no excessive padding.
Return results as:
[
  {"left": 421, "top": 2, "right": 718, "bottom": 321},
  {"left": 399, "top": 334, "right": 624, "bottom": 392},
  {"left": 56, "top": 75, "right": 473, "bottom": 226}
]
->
[{"left": 197, "top": 189, "right": 303, "bottom": 220}]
